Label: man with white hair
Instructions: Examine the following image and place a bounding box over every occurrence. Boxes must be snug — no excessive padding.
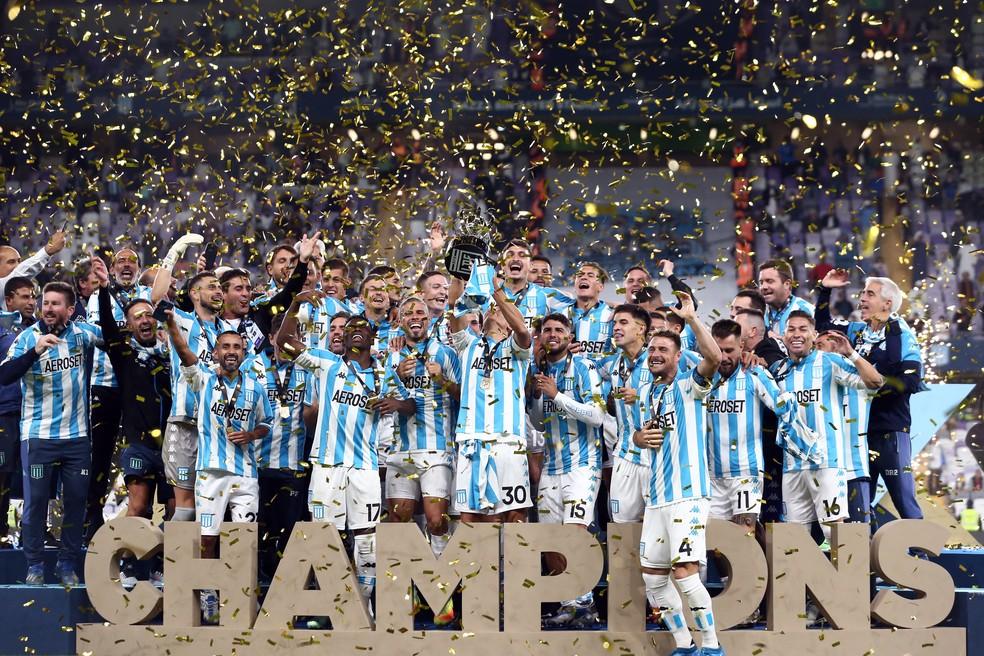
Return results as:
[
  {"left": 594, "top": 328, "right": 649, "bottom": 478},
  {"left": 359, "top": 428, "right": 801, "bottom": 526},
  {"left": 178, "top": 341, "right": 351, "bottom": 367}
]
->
[{"left": 817, "top": 270, "right": 925, "bottom": 520}]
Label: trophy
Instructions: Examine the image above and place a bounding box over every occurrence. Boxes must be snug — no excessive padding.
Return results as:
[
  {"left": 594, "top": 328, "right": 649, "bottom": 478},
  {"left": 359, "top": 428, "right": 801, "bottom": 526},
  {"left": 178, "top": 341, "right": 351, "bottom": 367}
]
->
[{"left": 444, "top": 200, "right": 495, "bottom": 281}]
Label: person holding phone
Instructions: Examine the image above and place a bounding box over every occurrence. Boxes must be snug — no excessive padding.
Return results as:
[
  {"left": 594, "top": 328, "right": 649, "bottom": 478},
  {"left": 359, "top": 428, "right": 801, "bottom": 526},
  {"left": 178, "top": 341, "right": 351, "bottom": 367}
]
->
[
  {"left": 84, "top": 247, "right": 154, "bottom": 542},
  {"left": 91, "top": 257, "right": 173, "bottom": 587}
]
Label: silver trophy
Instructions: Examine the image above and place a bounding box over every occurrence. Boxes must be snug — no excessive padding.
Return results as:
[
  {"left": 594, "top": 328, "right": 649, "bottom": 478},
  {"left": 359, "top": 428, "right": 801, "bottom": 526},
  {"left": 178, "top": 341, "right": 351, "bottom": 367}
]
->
[{"left": 444, "top": 199, "right": 495, "bottom": 281}]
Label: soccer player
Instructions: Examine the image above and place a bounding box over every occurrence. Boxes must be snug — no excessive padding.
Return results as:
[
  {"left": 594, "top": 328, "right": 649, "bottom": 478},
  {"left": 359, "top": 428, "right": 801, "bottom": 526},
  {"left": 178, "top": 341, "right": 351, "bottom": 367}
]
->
[
  {"left": 606, "top": 304, "right": 653, "bottom": 524},
  {"left": 733, "top": 306, "right": 788, "bottom": 523},
  {"left": 622, "top": 265, "right": 662, "bottom": 311},
  {"left": 415, "top": 270, "right": 451, "bottom": 344},
  {"left": 566, "top": 262, "right": 615, "bottom": 362},
  {"left": 447, "top": 274, "right": 533, "bottom": 522},
  {"left": 167, "top": 317, "right": 273, "bottom": 623},
  {"left": 529, "top": 254, "right": 553, "bottom": 287},
  {"left": 706, "top": 319, "right": 816, "bottom": 527},
  {"left": 0, "top": 281, "right": 101, "bottom": 585},
  {"left": 3, "top": 277, "right": 37, "bottom": 328},
  {"left": 385, "top": 296, "right": 461, "bottom": 624},
  {"left": 264, "top": 243, "right": 299, "bottom": 293},
  {"left": 85, "top": 247, "right": 154, "bottom": 540},
  {"left": 777, "top": 311, "right": 883, "bottom": 540},
  {"left": 92, "top": 257, "right": 173, "bottom": 585},
  {"left": 816, "top": 270, "right": 925, "bottom": 520},
  {"left": 153, "top": 262, "right": 231, "bottom": 525},
  {"left": 499, "top": 239, "right": 570, "bottom": 327},
  {"left": 359, "top": 274, "right": 396, "bottom": 352},
  {"left": 278, "top": 292, "right": 414, "bottom": 613},
  {"left": 248, "top": 313, "right": 313, "bottom": 578},
  {"left": 757, "top": 259, "right": 814, "bottom": 336},
  {"left": 528, "top": 313, "right": 605, "bottom": 627},
  {"left": 649, "top": 309, "right": 700, "bottom": 372},
  {"left": 322, "top": 258, "right": 352, "bottom": 303},
  {"left": 632, "top": 293, "right": 724, "bottom": 656}
]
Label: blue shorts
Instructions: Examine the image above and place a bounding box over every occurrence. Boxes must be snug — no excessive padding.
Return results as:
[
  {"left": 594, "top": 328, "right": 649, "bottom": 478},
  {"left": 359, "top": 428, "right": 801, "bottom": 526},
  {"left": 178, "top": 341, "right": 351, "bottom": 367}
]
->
[{"left": 120, "top": 444, "right": 174, "bottom": 503}]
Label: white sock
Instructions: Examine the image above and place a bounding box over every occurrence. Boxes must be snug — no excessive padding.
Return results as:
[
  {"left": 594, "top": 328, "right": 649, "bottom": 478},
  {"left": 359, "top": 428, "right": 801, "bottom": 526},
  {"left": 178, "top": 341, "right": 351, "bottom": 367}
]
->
[
  {"left": 429, "top": 531, "right": 450, "bottom": 560},
  {"left": 172, "top": 506, "right": 195, "bottom": 522},
  {"left": 676, "top": 572, "right": 718, "bottom": 649},
  {"left": 642, "top": 572, "right": 692, "bottom": 649},
  {"left": 353, "top": 533, "right": 376, "bottom": 604}
]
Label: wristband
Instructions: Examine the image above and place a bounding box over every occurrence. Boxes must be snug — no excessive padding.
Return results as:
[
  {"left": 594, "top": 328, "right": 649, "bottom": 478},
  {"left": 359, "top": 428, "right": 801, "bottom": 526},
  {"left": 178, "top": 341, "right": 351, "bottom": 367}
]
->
[{"left": 849, "top": 351, "right": 861, "bottom": 363}]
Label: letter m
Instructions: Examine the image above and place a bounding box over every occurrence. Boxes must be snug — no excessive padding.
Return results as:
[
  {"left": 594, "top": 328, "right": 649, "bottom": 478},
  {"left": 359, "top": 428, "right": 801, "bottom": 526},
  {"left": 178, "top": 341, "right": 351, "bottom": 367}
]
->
[{"left": 376, "top": 523, "right": 500, "bottom": 633}]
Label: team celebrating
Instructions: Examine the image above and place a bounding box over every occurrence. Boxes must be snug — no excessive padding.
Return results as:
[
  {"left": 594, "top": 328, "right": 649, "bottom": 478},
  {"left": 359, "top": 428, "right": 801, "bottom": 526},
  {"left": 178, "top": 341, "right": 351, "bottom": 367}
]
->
[{"left": 0, "top": 227, "right": 927, "bottom": 656}]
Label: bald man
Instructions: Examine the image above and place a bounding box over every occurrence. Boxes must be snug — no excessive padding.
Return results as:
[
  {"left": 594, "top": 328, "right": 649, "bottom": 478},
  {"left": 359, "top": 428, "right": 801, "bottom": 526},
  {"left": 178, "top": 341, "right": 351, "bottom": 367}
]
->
[{"left": 0, "top": 230, "right": 67, "bottom": 311}]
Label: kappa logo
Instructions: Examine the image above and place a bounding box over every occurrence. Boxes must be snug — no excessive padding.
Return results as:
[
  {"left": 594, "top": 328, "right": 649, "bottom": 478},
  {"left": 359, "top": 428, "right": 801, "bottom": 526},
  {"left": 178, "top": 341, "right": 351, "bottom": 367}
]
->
[
  {"left": 30, "top": 464, "right": 44, "bottom": 479},
  {"left": 81, "top": 469, "right": 89, "bottom": 476},
  {"left": 200, "top": 513, "right": 215, "bottom": 529}
]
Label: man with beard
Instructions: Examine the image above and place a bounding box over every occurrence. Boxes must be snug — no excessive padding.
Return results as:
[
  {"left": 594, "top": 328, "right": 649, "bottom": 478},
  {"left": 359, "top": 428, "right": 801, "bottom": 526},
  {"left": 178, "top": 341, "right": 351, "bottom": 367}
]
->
[
  {"left": 777, "top": 311, "right": 883, "bottom": 542},
  {"left": 278, "top": 303, "right": 414, "bottom": 617},
  {"left": 649, "top": 309, "right": 700, "bottom": 372},
  {"left": 529, "top": 254, "right": 553, "bottom": 287},
  {"left": 447, "top": 273, "right": 534, "bottom": 523},
  {"left": 167, "top": 320, "right": 272, "bottom": 624},
  {"left": 816, "top": 270, "right": 923, "bottom": 521},
  {"left": 0, "top": 281, "right": 101, "bottom": 585},
  {"left": 91, "top": 257, "right": 173, "bottom": 587},
  {"left": 528, "top": 313, "right": 605, "bottom": 628},
  {"left": 244, "top": 312, "right": 313, "bottom": 580},
  {"left": 264, "top": 243, "right": 299, "bottom": 294},
  {"left": 84, "top": 247, "right": 154, "bottom": 541},
  {"left": 631, "top": 293, "right": 723, "bottom": 656},
  {"left": 731, "top": 291, "right": 787, "bottom": 365},
  {"left": 384, "top": 296, "right": 461, "bottom": 623},
  {"left": 757, "top": 259, "right": 814, "bottom": 337},
  {"left": 154, "top": 264, "right": 232, "bottom": 527},
  {"left": 705, "top": 319, "right": 817, "bottom": 528},
  {"left": 2, "top": 277, "right": 37, "bottom": 329},
  {"left": 0, "top": 229, "right": 67, "bottom": 311}
]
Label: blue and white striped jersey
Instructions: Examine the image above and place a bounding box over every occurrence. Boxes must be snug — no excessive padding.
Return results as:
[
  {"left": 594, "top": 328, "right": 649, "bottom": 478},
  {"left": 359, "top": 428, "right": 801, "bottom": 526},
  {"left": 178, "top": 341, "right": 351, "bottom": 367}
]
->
[
  {"left": 679, "top": 348, "right": 701, "bottom": 373},
  {"left": 766, "top": 295, "right": 815, "bottom": 336},
  {"left": 383, "top": 340, "right": 460, "bottom": 453},
  {"left": 528, "top": 356, "right": 604, "bottom": 475},
  {"left": 606, "top": 348, "right": 653, "bottom": 466},
  {"left": 365, "top": 316, "right": 397, "bottom": 354},
  {"left": 248, "top": 350, "right": 312, "bottom": 471},
  {"left": 706, "top": 365, "right": 814, "bottom": 479},
  {"left": 452, "top": 331, "right": 530, "bottom": 441},
  {"left": 168, "top": 308, "right": 233, "bottom": 419},
  {"left": 503, "top": 283, "right": 573, "bottom": 329},
  {"left": 295, "top": 348, "right": 403, "bottom": 469},
  {"left": 185, "top": 365, "right": 273, "bottom": 477},
  {"left": 4, "top": 321, "right": 101, "bottom": 440},
  {"left": 296, "top": 297, "right": 352, "bottom": 350},
  {"left": 86, "top": 283, "right": 153, "bottom": 388},
  {"left": 638, "top": 368, "right": 713, "bottom": 507},
  {"left": 774, "top": 350, "right": 868, "bottom": 472},
  {"left": 839, "top": 385, "right": 873, "bottom": 480},
  {"left": 680, "top": 325, "right": 697, "bottom": 352},
  {"left": 565, "top": 301, "right": 615, "bottom": 362}
]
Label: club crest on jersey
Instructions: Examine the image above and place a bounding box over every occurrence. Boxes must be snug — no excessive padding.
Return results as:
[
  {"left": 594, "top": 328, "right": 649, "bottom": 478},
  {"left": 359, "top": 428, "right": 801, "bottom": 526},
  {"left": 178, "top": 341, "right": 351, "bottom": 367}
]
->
[
  {"left": 177, "top": 467, "right": 190, "bottom": 482},
  {"left": 200, "top": 513, "right": 215, "bottom": 529},
  {"left": 30, "top": 464, "right": 44, "bottom": 479},
  {"left": 456, "top": 490, "right": 467, "bottom": 506},
  {"left": 129, "top": 457, "right": 143, "bottom": 471}
]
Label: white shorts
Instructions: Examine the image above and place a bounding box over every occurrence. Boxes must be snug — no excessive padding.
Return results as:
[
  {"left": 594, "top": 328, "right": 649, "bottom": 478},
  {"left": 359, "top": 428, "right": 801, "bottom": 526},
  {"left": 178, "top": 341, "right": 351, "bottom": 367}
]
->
[
  {"left": 453, "top": 436, "right": 531, "bottom": 515},
  {"left": 385, "top": 450, "right": 454, "bottom": 501},
  {"left": 537, "top": 466, "right": 602, "bottom": 526},
  {"left": 640, "top": 498, "right": 710, "bottom": 569},
  {"left": 601, "top": 415, "right": 617, "bottom": 468},
  {"left": 195, "top": 469, "right": 259, "bottom": 536},
  {"left": 709, "top": 476, "right": 763, "bottom": 520},
  {"left": 609, "top": 457, "right": 649, "bottom": 523},
  {"left": 308, "top": 464, "right": 381, "bottom": 530},
  {"left": 782, "top": 468, "right": 849, "bottom": 524}
]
